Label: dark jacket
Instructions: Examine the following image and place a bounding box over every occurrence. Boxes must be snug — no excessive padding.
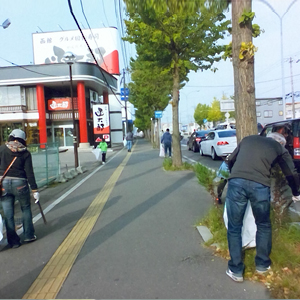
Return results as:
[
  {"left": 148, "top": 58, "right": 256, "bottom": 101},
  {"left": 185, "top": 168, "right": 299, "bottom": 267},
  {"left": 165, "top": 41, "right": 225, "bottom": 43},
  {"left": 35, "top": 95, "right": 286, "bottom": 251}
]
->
[
  {"left": 126, "top": 132, "right": 134, "bottom": 141},
  {"left": 161, "top": 132, "right": 172, "bottom": 144},
  {"left": 227, "top": 135, "right": 299, "bottom": 196},
  {"left": 0, "top": 143, "right": 38, "bottom": 190}
]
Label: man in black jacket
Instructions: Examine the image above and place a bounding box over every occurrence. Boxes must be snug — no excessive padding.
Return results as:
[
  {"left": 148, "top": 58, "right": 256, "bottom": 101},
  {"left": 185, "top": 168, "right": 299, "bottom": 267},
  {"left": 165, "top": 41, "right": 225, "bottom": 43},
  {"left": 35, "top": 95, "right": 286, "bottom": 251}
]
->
[{"left": 225, "top": 132, "right": 300, "bottom": 282}]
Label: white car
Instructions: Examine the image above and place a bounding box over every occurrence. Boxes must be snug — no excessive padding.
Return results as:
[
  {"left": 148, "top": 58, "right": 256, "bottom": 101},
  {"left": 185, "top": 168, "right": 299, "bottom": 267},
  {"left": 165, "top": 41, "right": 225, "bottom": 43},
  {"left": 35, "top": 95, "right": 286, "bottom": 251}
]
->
[{"left": 199, "top": 129, "right": 237, "bottom": 160}]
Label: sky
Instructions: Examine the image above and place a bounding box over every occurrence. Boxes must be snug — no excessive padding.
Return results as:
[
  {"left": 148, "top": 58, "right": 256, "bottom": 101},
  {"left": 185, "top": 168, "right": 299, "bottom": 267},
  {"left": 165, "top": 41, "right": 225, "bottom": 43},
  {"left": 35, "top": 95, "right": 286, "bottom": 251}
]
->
[{"left": 1, "top": 0, "right": 300, "bottom": 126}]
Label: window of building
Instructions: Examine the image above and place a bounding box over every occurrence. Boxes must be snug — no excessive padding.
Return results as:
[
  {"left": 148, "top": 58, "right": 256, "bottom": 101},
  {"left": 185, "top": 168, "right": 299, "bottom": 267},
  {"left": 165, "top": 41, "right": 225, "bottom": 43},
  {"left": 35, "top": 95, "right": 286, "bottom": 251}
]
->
[
  {"left": 278, "top": 100, "right": 283, "bottom": 105},
  {"left": 256, "top": 111, "right": 261, "bottom": 117},
  {"left": 264, "top": 110, "right": 273, "bottom": 118},
  {"left": 268, "top": 100, "right": 273, "bottom": 106},
  {"left": 25, "top": 87, "right": 38, "bottom": 110},
  {"left": 279, "top": 111, "right": 283, "bottom": 116},
  {"left": 256, "top": 101, "right": 261, "bottom": 106}
]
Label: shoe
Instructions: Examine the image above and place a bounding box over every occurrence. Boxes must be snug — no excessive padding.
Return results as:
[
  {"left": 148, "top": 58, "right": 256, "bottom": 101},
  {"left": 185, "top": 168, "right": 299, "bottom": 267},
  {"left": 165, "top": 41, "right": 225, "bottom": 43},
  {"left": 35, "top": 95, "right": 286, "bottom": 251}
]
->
[
  {"left": 216, "top": 197, "right": 222, "bottom": 204},
  {"left": 226, "top": 268, "right": 243, "bottom": 282},
  {"left": 10, "top": 243, "right": 21, "bottom": 249},
  {"left": 24, "top": 235, "right": 37, "bottom": 243},
  {"left": 102, "top": 161, "right": 105, "bottom": 164},
  {"left": 256, "top": 266, "right": 271, "bottom": 274}
]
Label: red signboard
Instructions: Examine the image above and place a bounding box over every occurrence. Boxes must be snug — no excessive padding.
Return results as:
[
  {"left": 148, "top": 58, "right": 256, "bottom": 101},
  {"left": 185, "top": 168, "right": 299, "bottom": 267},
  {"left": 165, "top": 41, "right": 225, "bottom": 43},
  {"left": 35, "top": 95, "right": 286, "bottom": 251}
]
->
[{"left": 47, "top": 98, "right": 78, "bottom": 111}]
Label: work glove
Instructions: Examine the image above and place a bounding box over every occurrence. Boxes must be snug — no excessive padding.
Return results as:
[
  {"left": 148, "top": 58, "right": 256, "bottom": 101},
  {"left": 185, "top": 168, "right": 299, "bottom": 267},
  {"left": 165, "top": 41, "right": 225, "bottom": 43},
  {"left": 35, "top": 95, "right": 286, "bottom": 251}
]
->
[
  {"left": 33, "top": 192, "right": 40, "bottom": 203},
  {"left": 292, "top": 195, "right": 300, "bottom": 202}
]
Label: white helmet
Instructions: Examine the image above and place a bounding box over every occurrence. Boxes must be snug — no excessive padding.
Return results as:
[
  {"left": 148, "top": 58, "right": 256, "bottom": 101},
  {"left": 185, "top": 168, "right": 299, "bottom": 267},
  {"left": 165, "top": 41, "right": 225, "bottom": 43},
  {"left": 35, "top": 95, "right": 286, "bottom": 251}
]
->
[{"left": 9, "top": 129, "right": 26, "bottom": 141}]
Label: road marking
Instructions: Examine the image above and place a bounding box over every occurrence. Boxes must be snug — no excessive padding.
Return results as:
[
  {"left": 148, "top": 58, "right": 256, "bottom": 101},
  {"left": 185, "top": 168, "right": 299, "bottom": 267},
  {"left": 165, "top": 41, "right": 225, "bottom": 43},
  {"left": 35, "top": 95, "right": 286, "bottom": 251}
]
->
[{"left": 23, "top": 145, "right": 135, "bottom": 299}]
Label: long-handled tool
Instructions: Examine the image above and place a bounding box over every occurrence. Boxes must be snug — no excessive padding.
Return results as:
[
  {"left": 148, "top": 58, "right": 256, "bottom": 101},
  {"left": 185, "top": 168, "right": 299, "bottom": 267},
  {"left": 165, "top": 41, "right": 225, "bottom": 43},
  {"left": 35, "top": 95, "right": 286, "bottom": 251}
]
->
[{"left": 35, "top": 200, "right": 47, "bottom": 224}]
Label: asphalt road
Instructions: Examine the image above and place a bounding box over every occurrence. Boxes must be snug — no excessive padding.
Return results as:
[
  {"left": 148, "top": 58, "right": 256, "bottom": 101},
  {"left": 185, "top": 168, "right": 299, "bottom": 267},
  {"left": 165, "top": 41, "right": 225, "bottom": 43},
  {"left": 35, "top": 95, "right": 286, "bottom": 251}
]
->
[{"left": 181, "top": 138, "right": 222, "bottom": 171}]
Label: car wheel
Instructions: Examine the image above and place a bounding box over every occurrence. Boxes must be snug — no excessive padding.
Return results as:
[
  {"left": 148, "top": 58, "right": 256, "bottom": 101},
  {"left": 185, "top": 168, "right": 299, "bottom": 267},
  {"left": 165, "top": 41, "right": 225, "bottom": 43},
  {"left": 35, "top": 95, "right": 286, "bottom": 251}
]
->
[
  {"left": 193, "top": 143, "right": 198, "bottom": 152},
  {"left": 199, "top": 145, "right": 204, "bottom": 156},
  {"left": 211, "top": 148, "right": 217, "bottom": 160}
]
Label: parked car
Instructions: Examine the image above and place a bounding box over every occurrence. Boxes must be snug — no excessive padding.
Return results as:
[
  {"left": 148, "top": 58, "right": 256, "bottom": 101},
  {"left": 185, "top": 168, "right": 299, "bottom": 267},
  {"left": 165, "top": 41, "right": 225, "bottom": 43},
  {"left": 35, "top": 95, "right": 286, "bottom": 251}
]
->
[
  {"left": 214, "top": 123, "right": 235, "bottom": 130},
  {"left": 260, "top": 119, "right": 300, "bottom": 170},
  {"left": 187, "top": 130, "right": 210, "bottom": 152},
  {"left": 199, "top": 129, "right": 237, "bottom": 160}
]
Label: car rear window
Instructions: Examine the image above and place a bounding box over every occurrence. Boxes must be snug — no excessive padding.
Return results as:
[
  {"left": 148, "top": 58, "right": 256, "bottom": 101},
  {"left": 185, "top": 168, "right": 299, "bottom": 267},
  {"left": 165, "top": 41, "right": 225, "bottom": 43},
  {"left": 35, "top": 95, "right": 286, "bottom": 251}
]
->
[
  {"left": 218, "top": 131, "right": 236, "bottom": 138},
  {"left": 196, "top": 131, "right": 209, "bottom": 137}
]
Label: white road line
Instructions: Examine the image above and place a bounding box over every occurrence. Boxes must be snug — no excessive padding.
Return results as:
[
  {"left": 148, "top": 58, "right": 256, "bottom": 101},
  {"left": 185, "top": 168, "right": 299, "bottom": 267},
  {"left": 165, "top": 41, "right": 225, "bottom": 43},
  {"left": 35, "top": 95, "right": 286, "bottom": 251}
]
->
[{"left": 16, "top": 150, "right": 122, "bottom": 234}]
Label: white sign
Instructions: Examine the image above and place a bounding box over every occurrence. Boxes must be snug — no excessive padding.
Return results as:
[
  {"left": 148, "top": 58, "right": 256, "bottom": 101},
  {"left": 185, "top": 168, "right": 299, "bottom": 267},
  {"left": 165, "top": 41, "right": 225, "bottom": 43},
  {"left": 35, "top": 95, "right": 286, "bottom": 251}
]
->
[
  {"left": 93, "top": 104, "right": 110, "bottom": 134},
  {"left": 32, "top": 28, "right": 120, "bottom": 74},
  {"left": 220, "top": 99, "right": 235, "bottom": 112}
]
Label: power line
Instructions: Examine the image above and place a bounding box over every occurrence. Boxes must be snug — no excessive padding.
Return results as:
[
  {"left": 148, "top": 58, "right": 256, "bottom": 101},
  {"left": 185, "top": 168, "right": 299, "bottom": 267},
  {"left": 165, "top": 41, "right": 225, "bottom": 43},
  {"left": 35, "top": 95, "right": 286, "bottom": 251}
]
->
[
  {"left": 0, "top": 56, "right": 57, "bottom": 77},
  {"left": 67, "top": 0, "right": 125, "bottom": 109},
  {"left": 79, "top": 0, "right": 109, "bottom": 71},
  {"left": 101, "top": 0, "right": 110, "bottom": 27}
]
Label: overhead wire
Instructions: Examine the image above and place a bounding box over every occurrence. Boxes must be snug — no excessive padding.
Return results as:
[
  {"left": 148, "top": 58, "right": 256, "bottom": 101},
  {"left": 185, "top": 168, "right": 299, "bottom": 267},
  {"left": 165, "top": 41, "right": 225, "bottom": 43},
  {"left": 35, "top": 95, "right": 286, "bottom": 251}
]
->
[
  {"left": 101, "top": 0, "right": 110, "bottom": 27},
  {"left": 0, "top": 56, "right": 57, "bottom": 77},
  {"left": 67, "top": 0, "right": 125, "bottom": 109},
  {"left": 79, "top": 0, "right": 109, "bottom": 71}
]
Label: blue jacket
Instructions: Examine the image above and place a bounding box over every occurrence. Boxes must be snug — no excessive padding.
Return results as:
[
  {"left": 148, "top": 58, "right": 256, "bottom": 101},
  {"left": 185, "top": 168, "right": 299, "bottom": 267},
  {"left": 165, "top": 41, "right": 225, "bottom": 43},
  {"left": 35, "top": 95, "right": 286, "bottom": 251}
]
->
[{"left": 161, "top": 132, "right": 172, "bottom": 144}]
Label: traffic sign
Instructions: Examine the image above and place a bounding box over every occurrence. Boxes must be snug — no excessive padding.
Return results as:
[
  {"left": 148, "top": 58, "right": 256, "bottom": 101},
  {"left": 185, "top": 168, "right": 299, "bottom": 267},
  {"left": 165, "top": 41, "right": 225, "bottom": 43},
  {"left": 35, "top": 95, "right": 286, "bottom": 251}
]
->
[
  {"left": 120, "top": 88, "right": 129, "bottom": 96},
  {"left": 155, "top": 111, "right": 163, "bottom": 118}
]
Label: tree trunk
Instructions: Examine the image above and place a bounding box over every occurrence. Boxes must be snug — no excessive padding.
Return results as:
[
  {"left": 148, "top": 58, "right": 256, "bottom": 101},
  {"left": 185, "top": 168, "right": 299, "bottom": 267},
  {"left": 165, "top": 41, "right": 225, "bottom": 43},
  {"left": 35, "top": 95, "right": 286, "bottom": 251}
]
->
[
  {"left": 151, "top": 119, "right": 155, "bottom": 146},
  {"left": 172, "top": 63, "right": 182, "bottom": 167},
  {"left": 231, "top": 0, "right": 257, "bottom": 143}
]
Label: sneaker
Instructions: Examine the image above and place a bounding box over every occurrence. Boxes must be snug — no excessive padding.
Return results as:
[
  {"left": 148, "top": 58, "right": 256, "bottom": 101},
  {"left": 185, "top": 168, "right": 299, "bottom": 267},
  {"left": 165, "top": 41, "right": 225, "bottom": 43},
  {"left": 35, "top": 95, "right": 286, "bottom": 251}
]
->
[
  {"left": 256, "top": 266, "right": 271, "bottom": 274},
  {"left": 216, "top": 197, "right": 222, "bottom": 204},
  {"left": 10, "top": 243, "right": 21, "bottom": 249},
  {"left": 102, "top": 161, "right": 105, "bottom": 164},
  {"left": 24, "top": 235, "right": 37, "bottom": 243},
  {"left": 226, "top": 268, "right": 243, "bottom": 282}
]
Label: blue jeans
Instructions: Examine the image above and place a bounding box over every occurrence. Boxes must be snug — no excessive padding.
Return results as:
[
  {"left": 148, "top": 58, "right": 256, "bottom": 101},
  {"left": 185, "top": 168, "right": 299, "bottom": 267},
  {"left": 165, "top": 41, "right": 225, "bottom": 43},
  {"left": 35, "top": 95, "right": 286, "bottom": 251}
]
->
[
  {"left": 164, "top": 142, "right": 172, "bottom": 157},
  {"left": 226, "top": 178, "right": 271, "bottom": 275},
  {"left": 1, "top": 178, "right": 35, "bottom": 246},
  {"left": 127, "top": 140, "right": 132, "bottom": 151}
]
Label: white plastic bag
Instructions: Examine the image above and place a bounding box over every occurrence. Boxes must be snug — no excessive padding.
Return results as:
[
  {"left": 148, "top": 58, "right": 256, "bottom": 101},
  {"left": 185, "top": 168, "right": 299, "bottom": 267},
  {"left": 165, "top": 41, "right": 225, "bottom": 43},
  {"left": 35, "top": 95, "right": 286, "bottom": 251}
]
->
[
  {"left": 159, "top": 143, "right": 165, "bottom": 157},
  {"left": 0, "top": 214, "right": 3, "bottom": 242},
  {"left": 223, "top": 201, "right": 257, "bottom": 248},
  {"left": 92, "top": 148, "right": 101, "bottom": 161},
  {"left": 123, "top": 139, "right": 127, "bottom": 147}
]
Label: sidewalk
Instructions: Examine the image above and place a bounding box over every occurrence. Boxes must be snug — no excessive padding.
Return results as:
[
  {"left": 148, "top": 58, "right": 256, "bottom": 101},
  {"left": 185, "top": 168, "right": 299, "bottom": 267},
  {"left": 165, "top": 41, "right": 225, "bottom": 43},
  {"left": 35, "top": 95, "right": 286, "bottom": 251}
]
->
[{"left": 0, "top": 138, "right": 269, "bottom": 299}]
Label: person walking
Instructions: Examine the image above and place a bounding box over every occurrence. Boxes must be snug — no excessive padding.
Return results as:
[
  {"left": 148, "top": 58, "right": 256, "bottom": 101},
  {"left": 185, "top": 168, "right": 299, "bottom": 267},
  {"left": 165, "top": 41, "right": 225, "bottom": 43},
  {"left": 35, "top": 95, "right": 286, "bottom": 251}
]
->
[
  {"left": 225, "top": 132, "right": 300, "bottom": 282},
  {"left": 161, "top": 128, "right": 172, "bottom": 157},
  {"left": 0, "top": 129, "right": 39, "bottom": 248},
  {"left": 97, "top": 138, "right": 108, "bottom": 164},
  {"left": 126, "top": 131, "right": 134, "bottom": 152}
]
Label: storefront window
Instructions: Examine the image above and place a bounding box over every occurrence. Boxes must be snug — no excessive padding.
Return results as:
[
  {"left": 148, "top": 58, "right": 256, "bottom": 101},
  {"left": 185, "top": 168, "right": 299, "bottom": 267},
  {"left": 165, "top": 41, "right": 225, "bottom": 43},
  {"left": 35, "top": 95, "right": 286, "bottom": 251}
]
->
[
  {"left": 0, "top": 123, "right": 22, "bottom": 145},
  {"left": 25, "top": 123, "right": 39, "bottom": 145}
]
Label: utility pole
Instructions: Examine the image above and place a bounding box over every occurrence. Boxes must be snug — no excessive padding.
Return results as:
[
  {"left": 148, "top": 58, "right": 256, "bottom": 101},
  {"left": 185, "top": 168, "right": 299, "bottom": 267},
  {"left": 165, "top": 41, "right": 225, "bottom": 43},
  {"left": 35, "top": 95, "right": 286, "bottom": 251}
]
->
[
  {"left": 123, "top": 68, "right": 128, "bottom": 135},
  {"left": 289, "top": 57, "right": 295, "bottom": 119}
]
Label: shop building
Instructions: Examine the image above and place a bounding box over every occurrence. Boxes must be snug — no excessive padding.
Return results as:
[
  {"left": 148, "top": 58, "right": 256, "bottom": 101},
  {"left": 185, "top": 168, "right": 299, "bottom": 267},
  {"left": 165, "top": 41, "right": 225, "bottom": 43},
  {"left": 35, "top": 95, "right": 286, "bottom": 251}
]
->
[
  {"left": 0, "top": 27, "right": 124, "bottom": 147},
  {"left": 0, "top": 62, "right": 119, "bottom": 147}
]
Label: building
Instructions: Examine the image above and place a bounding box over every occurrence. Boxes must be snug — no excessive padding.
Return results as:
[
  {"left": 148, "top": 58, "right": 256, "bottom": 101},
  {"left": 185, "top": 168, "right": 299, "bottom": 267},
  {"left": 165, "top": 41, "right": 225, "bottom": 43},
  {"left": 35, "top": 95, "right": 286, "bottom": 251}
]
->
[
  {"left": 0, "top": 27, "right": 125, "bottom": 147},
  {"left": 255, "top": 97, "right": 284, "bottom": 125},
  {"left": 0, "top": 62, "right": 120, "bottom": 147}
]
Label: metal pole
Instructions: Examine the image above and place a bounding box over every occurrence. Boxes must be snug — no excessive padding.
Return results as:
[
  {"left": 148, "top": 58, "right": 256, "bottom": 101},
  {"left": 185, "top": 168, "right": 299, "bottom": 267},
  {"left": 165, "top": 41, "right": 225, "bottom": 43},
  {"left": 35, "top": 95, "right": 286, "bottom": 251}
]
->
[
  {"left": 123, "top": 68, "right": 128, "bottom": 134},
  {"left": 280, "top": 19, "right": 286, "bottom": 120},
  {"left": 290, "top": 57, "right": 295, "bottom": 119},
  {"left": 69, "top": 64, "right": 79, "bottom": 168},
  {"left": 259, "top": 0, "right": 299, "bottom": 120}
]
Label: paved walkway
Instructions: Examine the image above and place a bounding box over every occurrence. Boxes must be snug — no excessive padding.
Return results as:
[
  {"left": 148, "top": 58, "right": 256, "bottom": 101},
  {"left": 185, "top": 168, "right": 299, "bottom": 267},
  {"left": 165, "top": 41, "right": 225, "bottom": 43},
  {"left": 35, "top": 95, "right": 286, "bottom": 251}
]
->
[{"left": 1, "top": 139, "right": 269, "bottom": 298}]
